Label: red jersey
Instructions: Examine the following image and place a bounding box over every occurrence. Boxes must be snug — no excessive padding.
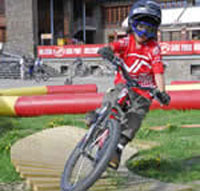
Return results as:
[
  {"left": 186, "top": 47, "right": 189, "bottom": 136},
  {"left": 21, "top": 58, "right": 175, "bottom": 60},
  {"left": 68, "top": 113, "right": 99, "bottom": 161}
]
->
[{"left": 110, "top": 34, "right": 164, "bottom": 99}]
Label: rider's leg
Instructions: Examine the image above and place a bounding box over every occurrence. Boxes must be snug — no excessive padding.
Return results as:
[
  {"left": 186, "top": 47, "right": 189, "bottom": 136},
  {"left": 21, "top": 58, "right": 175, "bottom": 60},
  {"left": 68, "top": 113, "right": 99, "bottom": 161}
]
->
[
  {"left": 109, "top": 94, "right": 151, "bottom": 170},
  {"left": 121, "top": 94, "right": 151, "bottom": 140},
  {"left": 85, "top": 83, "right": 125, "bottom": 127}
]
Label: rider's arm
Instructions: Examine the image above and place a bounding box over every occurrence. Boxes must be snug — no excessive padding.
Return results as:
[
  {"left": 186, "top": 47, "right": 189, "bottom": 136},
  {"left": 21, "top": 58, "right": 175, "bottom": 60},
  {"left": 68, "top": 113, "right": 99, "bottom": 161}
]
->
[
  {"left": 151, "top": 45, "right": 170, "bottom": 105},
  {"left": 150, "top": 45, "right": 166, "bottom": 92},
  {"left": 155, "top": 73, "right": 165, "bottom": 92},
  {"left": 109, "top": 36, "right": 129, "bottom": 53}
]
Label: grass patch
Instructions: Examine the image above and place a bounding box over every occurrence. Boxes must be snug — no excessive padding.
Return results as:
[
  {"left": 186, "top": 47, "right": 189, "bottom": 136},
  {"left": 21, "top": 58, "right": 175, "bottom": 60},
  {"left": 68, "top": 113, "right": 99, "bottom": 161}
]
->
[
  {"left": 0, "top": 114, "right": 86, "bottom": 183},
  {"left": 1, "top": 109, "right": 200, "bottom": 183},
  {"left": 127, "top": 109, "right": 200, "bottom": 183}
]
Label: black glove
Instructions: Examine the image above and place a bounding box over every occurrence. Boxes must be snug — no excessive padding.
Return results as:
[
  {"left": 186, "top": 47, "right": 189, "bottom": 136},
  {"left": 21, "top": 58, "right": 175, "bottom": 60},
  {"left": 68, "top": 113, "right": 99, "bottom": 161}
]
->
[
  {"left": 155, "top": 90, "right": 171, "bottom": 105},
  {"left": 97, "top": 46, "right": 115, "bottom": 62}
]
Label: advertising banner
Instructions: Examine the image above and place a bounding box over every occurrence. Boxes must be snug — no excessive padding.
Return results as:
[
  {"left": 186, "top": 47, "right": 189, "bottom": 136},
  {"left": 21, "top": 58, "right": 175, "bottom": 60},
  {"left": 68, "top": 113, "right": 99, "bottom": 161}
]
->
[
  {"left": 37, "top": 40, "right": 200, "bottom": 58},
  {"left": 160, "top": 41, "right": 200, "bottom": 55},
  {"left": 37, "top": 44, "right": 105, "bottom": 58}
]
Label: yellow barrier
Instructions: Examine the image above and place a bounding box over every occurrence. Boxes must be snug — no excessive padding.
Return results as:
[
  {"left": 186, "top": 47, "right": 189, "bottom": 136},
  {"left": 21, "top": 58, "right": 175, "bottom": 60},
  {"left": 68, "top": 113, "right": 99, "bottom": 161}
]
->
[
  {"left": 0, "top": 84, "right": 200, "bottom": 97},
  {"left": 166, "top": 84, "right": 200, "bottom": 91},
  {"left": 0, "top": 96, "right": 18, "bottom": 116},
  {"left": 0, "top": 86, "right": 47, "bottom": 96}
]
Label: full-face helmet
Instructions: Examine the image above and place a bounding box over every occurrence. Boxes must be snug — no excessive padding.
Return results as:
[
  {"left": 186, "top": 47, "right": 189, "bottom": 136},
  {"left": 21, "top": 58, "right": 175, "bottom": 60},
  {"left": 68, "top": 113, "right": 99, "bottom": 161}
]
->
[{"left": 128, "top": 0, "right": 161, "bottom": 39}]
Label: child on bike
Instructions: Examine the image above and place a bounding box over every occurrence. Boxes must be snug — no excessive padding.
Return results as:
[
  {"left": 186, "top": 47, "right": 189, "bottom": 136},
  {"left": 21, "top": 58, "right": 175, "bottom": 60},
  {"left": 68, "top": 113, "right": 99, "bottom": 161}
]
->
[{"left": 87, "top": 0, "right": 170, "bottom": 170}]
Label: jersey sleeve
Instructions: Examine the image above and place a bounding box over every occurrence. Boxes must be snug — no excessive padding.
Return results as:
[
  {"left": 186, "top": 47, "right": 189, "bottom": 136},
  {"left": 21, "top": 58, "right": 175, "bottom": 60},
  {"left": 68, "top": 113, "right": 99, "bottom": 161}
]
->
[
  {"left": 150, "top": 45, "right": 164, "bottom": 74},
  {"left": 109, "top": 37, "right": 129, "bottom": 54}
]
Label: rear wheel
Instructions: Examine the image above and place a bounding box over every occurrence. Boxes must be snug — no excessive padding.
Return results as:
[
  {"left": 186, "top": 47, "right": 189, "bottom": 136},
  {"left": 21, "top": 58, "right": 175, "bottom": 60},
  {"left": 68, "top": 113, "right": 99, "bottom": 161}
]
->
[
  {"left": 34, "top": 72, "right": 42, "bottom": 82},
  {"left": 42, "top": 73, "right": 49, "bottom": 81},
  {"left": 61, "top": 119, "right": 120, "bottom": 191}
]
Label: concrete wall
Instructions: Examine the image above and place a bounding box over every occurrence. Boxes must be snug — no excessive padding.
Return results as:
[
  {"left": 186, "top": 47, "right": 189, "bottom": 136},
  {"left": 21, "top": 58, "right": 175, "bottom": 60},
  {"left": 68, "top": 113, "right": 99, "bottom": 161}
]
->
[
  {"left": 43, "top": 56, "right": 200, "bottom": 85},
  {"left": 5, "top": 0, "right": 35, "bottom": 56},
  {"left": 164, "top": 56, "right": 200, "bottom": 84}
]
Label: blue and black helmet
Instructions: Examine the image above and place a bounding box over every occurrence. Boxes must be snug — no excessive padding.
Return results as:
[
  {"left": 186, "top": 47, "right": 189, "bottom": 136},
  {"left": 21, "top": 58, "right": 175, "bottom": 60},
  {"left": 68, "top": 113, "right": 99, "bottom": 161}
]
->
[{"left": 128, "top": 0, "right": 161, "bottom": 38}]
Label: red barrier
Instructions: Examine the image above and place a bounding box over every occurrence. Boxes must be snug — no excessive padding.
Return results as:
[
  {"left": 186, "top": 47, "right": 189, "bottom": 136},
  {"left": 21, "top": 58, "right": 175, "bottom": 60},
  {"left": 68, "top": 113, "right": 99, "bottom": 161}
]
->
[
  {"left": 15, "top": 93, "right": 104, "bottom": 116},
  {"left": 170, "top": 81, "right": 200, "bottom": 85},
  {"left": 12, "top": 90, "right": 200, "bottom": 117},
  {"left": 150, "top": 90, "right": 200, "bottom": 110},
  {"left": 46, "top": 84, "right": 97, "bottom": 94}
]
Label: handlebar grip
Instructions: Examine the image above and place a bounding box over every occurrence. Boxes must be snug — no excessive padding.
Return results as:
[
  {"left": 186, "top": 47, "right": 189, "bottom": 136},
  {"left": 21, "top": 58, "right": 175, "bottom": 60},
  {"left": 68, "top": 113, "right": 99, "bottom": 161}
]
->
[{"left": 98, "top": 47, "right": 115, "bottom": 62}]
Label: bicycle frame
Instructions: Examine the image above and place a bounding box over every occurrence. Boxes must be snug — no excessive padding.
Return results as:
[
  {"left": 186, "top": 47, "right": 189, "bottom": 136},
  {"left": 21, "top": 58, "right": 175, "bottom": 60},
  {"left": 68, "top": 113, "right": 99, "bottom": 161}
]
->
[
  {"left": 83, "top": 102, "right": 112, "bottom": 146},
  {"left": 97, "top": 55, "right": 164, "bottom": 124}
]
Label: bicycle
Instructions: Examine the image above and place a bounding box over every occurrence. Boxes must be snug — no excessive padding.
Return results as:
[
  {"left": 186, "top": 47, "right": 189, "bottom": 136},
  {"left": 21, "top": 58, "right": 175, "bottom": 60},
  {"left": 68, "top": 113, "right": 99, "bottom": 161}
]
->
[
  {"left": 27, "top": 58, "right": 50, "bottom": 82},
  {"left": 32, "top": 66, "right": 50, "bottom": 82},
  {"left": 60, "top": 50, "right": 165, "bottom": 191},
  {"left": 72, "top": 57, "right": 90, "bottom": 77}
]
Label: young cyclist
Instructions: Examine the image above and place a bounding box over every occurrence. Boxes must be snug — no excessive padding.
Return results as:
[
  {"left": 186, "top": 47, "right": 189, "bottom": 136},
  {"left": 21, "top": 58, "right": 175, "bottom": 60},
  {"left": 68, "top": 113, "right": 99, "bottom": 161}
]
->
[{"left": 87, "top": 0, "right": 170, "bottom": 170}]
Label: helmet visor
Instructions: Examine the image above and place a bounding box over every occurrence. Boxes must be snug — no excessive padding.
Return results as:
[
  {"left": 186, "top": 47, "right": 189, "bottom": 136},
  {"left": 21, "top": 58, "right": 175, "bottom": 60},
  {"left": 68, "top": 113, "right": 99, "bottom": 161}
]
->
[{"left": 132, "top": 20, "right": 157, "bottom": 39}]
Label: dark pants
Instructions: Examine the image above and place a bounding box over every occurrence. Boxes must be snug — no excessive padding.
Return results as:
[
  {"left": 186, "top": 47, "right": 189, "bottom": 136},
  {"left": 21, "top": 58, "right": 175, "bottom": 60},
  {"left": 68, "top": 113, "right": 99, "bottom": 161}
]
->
[
  {"left": 103, "top": 84, "right": 151, "bottom": 143},
  {"left": 29, "top": 65, "right": 34, "bottom": 77}
]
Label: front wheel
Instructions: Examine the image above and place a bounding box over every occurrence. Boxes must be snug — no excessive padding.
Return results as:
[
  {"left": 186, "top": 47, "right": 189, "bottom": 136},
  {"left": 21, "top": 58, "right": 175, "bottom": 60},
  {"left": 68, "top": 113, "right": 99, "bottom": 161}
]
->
[
  {"left": 34, "top": 72, "right": 42, "bottom": 82},
  {"left": 61, "top": 119, "right": 120, "bottom": 191},
  {"left": 42, "top": 73, "right": 50, "bottom": 81}
]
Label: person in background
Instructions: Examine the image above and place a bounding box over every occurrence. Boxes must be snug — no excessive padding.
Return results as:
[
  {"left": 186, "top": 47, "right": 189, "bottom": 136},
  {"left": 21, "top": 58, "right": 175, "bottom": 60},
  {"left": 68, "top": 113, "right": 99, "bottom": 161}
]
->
[{"left": 35, "top": 57, "right": 45, "bottom": 74}]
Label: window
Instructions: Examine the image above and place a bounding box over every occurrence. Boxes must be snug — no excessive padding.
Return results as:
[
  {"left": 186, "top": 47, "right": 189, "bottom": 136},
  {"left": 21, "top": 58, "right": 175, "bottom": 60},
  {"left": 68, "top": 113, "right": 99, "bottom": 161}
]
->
[
  {"left": 0, "top": 28, "right": 6, "bottom": 42},
  {"left": 182, "top": 30, "right": 189, "bottom": 40},
  {"left": 103, "top": 5, "right": 130, "bottom": 26},
  {"left": 191, "top": 65, "right": 200, "bottom": 76},
  {"left": 160, "top": 0, "right": 187, "bottom": 9},
  {"left": 161, "top": 31, "right": 171, "bottom": 41},
  {"left": 192, "top": 30, "right": 200, "bottom": 40},
  {"left": 172, "top": 31, "right": 181, "bottom": 41},
  {"left": 0, "top": 0, "right": 5, "bottom": 15},
  {"left": 161, "top": 31, "right": 184, "bottom": 41}
]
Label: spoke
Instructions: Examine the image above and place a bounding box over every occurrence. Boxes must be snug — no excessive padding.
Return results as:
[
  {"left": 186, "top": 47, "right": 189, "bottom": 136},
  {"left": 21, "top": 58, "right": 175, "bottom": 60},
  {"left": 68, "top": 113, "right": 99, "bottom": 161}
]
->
[
  {"left": 74, "top": 155, "right": 85, "bottom": 184},
  {"left": 73, "top": 152, "right": 93, "bottom": 184},
  {"left": 71, "top": 128, "right": 110, "bottom": 184}
]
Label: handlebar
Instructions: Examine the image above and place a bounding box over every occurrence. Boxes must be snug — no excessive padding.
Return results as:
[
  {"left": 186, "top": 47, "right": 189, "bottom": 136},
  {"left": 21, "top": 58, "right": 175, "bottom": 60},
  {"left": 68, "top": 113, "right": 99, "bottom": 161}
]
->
[
  {"left": 99, "top": 53, "right": 164, "bottom": 104},
  {"left": 112, "top": 56, "right": 166, "bottom": 104},
  {"left": 112, "top": 56, "right": 154, "bottom": 91}
]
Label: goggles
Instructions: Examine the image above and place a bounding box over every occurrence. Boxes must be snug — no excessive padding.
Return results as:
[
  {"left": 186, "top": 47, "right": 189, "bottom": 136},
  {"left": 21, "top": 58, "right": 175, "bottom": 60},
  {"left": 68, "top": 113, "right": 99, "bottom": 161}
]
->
[{"left": 131, "top": 20, "right": 157, "bottom": 39}]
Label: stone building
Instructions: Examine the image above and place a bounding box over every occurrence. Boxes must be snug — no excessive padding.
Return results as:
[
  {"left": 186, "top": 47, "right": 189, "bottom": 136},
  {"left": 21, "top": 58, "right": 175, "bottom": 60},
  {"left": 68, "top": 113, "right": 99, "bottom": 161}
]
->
[
  {"left": 4, "top": 0, "right": 200, "bottom": 54},
  {"left": 0, "top": 0, "right": 6, "bottom": 43},
  {"left": 4, "top": 0, "right": 133, "bottom": 56},
  {"left": 2, "top": 0, "right": 200, "bottom": 82}
]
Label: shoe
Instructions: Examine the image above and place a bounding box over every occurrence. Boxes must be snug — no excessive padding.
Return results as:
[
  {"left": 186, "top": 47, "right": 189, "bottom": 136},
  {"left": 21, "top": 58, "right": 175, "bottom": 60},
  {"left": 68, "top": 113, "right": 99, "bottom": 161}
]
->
[
  {"left": 85, "top": 111, "right": 98, "bottom": 127},
  {"left": 108, "top": 146, "right": 122, "bottom": 170}
]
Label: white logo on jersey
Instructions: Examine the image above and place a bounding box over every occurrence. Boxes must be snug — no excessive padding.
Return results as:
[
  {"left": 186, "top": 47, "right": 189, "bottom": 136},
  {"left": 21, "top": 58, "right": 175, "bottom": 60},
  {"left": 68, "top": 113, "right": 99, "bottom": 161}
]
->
[{"left": 124, "top": 59, "right": 151, "bottom": 73}]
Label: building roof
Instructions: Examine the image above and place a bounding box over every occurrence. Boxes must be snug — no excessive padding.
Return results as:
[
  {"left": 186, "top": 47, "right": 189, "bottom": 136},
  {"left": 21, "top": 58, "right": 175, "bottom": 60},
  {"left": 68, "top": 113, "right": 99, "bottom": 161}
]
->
[
  {"left": 179, "top": 6, "right": 200, "bottom": 24},
  {"left": 162, "top": 7, "right": 200, "bottom": 25},
  {"left": 161, "top": 7, "right": 184, "bottom": 25},
  {"left": 122, "top": 6, "right": 200, "bottom": 28}
]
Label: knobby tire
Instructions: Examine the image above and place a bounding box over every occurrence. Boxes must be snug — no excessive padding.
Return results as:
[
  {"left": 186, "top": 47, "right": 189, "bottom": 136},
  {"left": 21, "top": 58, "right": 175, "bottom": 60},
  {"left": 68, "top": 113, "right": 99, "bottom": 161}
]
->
[{"left": 61, "top": 119, "right": 120, "bottom": 191}]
